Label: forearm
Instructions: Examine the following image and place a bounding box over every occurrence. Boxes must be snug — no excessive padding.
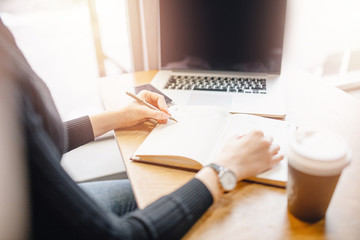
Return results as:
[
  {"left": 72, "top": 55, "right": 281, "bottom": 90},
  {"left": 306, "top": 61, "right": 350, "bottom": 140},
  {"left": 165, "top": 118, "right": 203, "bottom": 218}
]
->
[
  {"left": 128, "top": 178, "right": 214, "bottom": 239},
  {"left": 195, "top": 167, "right": 223, "bottom": 202},
  {"left": 89, "top": 111, "right": 121, "bottom": 138}
]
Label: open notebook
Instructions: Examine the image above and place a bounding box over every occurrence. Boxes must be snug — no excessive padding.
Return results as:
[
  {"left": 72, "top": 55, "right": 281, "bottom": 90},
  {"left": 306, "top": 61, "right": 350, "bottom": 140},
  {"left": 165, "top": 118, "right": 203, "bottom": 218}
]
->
[{"left": 132, "top": 106, "right": 291, "bottom": 187}]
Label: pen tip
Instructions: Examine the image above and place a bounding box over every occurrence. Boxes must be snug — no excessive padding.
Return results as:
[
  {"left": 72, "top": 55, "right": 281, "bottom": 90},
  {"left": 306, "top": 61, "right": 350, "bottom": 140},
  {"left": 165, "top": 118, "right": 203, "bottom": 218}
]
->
[{"left": 170, "top": 117, "right": 178, "bottom": 123}]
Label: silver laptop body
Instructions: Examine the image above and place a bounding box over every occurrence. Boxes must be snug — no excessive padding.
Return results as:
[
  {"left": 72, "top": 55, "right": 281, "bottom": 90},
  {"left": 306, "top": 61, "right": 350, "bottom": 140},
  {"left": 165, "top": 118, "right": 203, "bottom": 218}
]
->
[{"left": 152, "top": 0, "right": 287, "bottom": 118}]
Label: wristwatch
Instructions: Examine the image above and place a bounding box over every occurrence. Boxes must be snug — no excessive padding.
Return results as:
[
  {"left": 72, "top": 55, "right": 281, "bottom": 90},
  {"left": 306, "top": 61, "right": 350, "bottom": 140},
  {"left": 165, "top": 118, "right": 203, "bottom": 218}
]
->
[{"left": 206, "top": 163, "right": 237, "bottom": 192}]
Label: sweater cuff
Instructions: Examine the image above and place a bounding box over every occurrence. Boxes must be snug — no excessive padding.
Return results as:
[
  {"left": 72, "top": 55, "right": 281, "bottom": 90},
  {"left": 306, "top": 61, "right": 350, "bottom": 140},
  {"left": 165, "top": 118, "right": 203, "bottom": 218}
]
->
[{"left": 64, "top": 116, "right": 94, "bottom": 152}]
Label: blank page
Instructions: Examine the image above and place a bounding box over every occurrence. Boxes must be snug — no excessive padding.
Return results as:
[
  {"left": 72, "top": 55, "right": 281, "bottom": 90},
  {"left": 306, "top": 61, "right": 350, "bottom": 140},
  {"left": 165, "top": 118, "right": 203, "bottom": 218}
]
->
[
  {"left": 134, "top": 106, "right": 228, "bottom": 165},
  {"left": 219, "top": 114, "right": 291, "bottom": 183}
]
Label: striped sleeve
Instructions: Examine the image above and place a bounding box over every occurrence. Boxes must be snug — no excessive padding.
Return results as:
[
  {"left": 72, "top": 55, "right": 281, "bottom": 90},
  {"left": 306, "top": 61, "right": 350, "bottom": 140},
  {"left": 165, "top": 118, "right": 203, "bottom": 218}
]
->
[{"left": 63, "top": 116, "right": 94, "bottom": 152}]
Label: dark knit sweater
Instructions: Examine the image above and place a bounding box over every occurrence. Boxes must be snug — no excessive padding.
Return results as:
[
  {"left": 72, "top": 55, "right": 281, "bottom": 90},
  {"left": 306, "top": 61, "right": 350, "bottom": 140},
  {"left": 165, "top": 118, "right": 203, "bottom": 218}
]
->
[{"left": 0, "top": 20, "right": 213, "bottom": 240}]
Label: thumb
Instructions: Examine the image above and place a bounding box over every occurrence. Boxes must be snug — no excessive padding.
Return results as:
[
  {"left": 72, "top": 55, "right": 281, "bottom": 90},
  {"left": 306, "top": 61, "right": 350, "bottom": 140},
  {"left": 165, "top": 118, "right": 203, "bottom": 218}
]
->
[{"left": 143, "top": 108, "right": 169, "bottom": 121}]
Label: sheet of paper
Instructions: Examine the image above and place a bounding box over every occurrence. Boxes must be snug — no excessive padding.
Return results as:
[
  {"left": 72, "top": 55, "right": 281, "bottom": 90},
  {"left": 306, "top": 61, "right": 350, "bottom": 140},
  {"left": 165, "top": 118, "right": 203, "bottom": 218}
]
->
[{"left": 134, "top": 106, "right": 229, "bottom": 165}]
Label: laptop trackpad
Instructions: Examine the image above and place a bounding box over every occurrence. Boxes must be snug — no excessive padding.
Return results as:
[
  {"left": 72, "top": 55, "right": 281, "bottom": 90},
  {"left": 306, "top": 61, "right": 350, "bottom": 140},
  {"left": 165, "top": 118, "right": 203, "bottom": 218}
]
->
[{"left": 187, "top": 93, "right": 232, "bottom": 108}]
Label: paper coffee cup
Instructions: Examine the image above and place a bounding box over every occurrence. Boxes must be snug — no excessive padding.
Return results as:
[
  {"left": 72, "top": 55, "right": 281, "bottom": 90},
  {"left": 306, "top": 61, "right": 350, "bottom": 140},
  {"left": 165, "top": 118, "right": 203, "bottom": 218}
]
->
[{"left": 286, "top": 129, "right": 351, "bottom": 222}]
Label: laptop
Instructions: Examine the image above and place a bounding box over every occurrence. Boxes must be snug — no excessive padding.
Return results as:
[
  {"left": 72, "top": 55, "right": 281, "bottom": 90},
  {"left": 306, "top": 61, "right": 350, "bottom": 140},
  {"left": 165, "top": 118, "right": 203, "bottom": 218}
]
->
[{"left": 151, "top": 0, "right": 288, "bottom": 118}]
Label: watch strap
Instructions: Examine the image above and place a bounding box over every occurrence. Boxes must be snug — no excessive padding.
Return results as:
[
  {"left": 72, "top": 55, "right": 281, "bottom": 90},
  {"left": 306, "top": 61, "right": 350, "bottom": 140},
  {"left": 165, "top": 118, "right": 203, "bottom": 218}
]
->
[
  {"left": 205, "top": 163, "right": 237, "bottom": 192},
  {"left": 206, "top": 163, "right": 222, "bottom": 173}
]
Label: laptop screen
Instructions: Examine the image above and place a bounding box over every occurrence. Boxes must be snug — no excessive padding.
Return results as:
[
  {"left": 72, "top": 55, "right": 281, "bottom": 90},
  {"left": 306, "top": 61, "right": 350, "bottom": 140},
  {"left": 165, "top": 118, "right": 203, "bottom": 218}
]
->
[{"left": 159, "top": 0, "right": 287, "bottom": 74}]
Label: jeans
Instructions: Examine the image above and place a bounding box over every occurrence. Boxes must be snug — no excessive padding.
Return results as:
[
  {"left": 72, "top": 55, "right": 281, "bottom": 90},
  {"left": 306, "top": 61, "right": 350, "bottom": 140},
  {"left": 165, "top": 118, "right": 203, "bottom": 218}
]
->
[{"left": 79, "top": 179, "right": 138, "bottom": 216}]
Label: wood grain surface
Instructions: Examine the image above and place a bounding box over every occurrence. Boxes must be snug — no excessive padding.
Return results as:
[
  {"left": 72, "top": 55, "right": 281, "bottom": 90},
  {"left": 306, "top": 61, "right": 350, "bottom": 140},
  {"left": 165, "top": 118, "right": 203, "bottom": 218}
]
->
[{"left": 99, "top": 67, "right": 360, "bottom": 239}]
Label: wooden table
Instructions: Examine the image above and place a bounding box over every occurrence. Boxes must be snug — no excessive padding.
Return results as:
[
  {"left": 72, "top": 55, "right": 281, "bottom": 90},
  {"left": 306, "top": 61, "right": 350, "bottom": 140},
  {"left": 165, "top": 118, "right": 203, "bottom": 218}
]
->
[{"left": 99, "top": 67, "right": 360, "bottom": 239}]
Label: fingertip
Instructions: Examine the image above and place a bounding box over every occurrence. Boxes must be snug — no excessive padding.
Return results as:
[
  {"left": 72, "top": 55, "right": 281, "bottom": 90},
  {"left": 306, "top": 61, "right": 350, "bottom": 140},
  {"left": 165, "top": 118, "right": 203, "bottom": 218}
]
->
[
  {"left": 270, "top": 144, "right": 281, "bottom": 154},
  {"left": 157, "top": 119, "right": 168, "bottom": 124},
  {"left": 272, "top": 154, "right": 284, "bottom": 163},
  {"left": 159, "top": 105, "right": 169, "bottom": 114}
]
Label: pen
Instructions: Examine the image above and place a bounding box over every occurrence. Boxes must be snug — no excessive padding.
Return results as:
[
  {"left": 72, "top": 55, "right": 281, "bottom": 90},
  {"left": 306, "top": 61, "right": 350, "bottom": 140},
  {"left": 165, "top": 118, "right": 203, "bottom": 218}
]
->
[{"left": 126, "top": 91, "right": 178, "bottom": 123}]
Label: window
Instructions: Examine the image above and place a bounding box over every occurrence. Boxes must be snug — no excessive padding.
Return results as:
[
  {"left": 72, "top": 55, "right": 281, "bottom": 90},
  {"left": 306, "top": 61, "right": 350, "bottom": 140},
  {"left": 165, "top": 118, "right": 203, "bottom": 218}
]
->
[
  {"left": 284, "top": 0, "right": 360, "bottom": 90},
  {"left": 0, "top": 0, "right": 131, "bottom": 119}
]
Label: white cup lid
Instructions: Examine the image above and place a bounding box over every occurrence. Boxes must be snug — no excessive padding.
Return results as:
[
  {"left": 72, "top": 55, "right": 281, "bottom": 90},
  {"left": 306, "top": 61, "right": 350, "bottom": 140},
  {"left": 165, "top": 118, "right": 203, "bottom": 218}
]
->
[{"left": 287, "top": 130, "right": 351, "bottom": 176}]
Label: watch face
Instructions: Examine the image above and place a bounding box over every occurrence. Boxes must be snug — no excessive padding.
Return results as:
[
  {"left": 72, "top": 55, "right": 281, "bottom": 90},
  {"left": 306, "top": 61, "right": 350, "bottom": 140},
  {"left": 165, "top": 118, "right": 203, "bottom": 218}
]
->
[{"left": 220, "top": 171, "right": 237, "bottom": 191}]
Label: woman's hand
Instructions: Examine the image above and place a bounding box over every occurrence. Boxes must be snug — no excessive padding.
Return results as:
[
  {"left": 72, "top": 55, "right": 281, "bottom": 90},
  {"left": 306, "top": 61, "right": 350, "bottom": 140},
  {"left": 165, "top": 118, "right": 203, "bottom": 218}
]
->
[
  {"left": 213, "top": 130, "right": 284, "bottom": 181},
  {"left": 89, "top": 90, "right": 170, "bottom": 138},
  {"left": 115, "top": 90, "right": 171, "bottom": 128},
  {"left": 196, "top": 130, "right": 283, "bottom": 201}
]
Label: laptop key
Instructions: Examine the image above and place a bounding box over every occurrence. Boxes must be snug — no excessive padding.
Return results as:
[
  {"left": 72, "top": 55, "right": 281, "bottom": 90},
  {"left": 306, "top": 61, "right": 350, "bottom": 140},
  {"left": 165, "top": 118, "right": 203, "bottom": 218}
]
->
[{"left": 193, "top": 87, "right": 227, "bottom": 92}]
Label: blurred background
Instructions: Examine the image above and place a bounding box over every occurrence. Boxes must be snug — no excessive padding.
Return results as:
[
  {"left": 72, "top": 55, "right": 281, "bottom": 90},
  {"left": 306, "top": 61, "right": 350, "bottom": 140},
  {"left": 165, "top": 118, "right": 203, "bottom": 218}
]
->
[
  {"left": 1, "top": 0, "right": 360, "bottom": 119},
  {"left": 0, "top": 0, "right": 131, "bottom": 119},
  {"left": 0, "top": 0, "right": 131, "bottom": 182},
  {"left": 1, "top": 0, "right": 359, "bottom": 182}
]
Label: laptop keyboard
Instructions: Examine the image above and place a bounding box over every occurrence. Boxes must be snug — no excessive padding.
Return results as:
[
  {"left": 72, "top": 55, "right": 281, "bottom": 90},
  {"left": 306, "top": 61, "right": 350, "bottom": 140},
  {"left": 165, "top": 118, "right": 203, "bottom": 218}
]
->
[{"left": 164, "top": 75, "right": 267, "bottom": 94}]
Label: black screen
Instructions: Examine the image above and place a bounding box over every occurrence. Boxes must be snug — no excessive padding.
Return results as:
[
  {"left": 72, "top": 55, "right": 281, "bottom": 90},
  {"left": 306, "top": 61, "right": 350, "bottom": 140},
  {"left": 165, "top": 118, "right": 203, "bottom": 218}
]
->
[{"left": 159, "top": 0, "right": 287, "bottom": 74}]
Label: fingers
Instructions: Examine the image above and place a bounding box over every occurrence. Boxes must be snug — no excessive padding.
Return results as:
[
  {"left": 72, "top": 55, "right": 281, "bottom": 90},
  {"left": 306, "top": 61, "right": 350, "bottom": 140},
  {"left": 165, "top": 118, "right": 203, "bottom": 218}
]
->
[
  {"left": 135, "top": 90, "right": 171, "bottom": 124},
  {"left": 141, "top": 108, "right": 170, "bottom": 122},
  {"left": 265, "top": 135, "right": 273, "bottom": 143},
  {"left": 269, "top": 143, "right": 280, "bottom": 155},
  {"left": 268, "top": 141, "right": 283, "bottom": 166},
  {"left": 271, "top": 153, "right": 284, "bottom": 164},
  {"left": 138, "top": 90, "right": 169, "bottom": 114}
]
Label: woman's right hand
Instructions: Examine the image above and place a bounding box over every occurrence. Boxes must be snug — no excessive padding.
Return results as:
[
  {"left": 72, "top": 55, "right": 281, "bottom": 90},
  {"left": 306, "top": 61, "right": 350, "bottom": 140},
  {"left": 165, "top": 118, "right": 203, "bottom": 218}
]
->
[
  {"left": 195, "top": 130, "right": 283, "bottom": 201},
  {"left": 213, "top": 130, "right": 284, "bottom": 181}
]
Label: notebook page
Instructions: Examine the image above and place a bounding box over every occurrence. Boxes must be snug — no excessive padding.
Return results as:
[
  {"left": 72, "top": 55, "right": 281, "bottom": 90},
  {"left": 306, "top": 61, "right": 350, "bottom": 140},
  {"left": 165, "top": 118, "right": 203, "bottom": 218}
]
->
[
  {"left": 211, "top": 114, "right": 291, "bottom": 183},
  {"left": 134, "top": 106, "right": 229, "bottom": 165}
]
